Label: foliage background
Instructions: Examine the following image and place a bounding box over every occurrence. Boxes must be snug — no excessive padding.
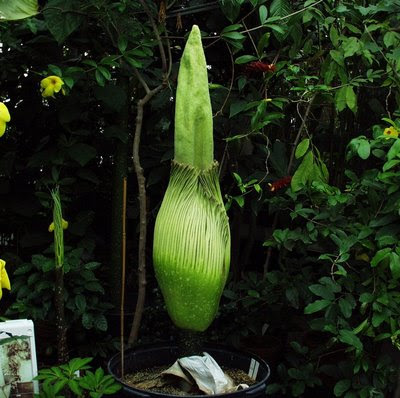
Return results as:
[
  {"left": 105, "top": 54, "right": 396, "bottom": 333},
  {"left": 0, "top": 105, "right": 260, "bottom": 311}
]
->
[{"left": 1, "top": 0, "right": 400, "bottom": 396}]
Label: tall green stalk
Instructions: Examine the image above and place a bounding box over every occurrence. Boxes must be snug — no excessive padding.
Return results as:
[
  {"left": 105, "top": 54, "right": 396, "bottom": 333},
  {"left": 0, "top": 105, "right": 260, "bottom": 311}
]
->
[
  {"left": 153, "top": 25, "right": 231, "bottom": 332},
  {"left": 50, "top": 186, "right": 68, "bottom": 363}
]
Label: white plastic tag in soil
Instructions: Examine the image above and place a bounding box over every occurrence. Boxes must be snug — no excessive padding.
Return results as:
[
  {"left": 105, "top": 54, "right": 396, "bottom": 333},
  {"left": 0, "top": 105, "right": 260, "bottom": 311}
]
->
[{"left": 162, "top": 352, "right": 249, "bottom": 395}]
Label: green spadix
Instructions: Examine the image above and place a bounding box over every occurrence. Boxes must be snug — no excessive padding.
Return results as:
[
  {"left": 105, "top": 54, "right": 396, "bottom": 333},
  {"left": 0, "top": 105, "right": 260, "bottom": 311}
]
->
[{"left": 153, "top": 25, "right": 231, "bottom": 332}]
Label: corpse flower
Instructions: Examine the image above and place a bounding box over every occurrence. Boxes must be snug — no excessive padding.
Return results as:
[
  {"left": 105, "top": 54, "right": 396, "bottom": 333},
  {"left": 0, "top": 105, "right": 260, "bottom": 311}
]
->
[{"left": 153, "top": 25, "right": 231, "bottom": 332}]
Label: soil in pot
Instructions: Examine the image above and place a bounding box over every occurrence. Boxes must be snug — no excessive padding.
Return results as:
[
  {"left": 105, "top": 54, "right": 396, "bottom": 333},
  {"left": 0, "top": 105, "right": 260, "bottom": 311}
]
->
[{"left": 123, "top": 365, "right": 257, "bottom": 396}]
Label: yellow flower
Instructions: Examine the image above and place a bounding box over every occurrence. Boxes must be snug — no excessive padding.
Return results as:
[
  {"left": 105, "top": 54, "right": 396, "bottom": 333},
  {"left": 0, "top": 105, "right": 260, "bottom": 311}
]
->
[
  {"left": 0, "top": 259, "right": 11, "bottom": 299},
  {"left": 40, "top": 76, "right": 65, "bottom": 98},
  {"left": 48, "top": 218, "right": 68, "bottom": 232},
  {"left": 383, "top": 126, "right": 399, "bottom": 139},
  {"left": 0, "top": 102, "right": 11, "bottom": 138}
]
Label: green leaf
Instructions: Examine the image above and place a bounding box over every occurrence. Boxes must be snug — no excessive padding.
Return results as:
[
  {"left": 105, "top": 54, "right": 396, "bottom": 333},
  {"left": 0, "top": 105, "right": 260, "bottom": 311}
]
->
[
  {"left": 291, "top": 151, "right": 314, "bottom": 192},
  {"left": 339, "top": 330, "right": 362, "bottom": 350},
  {"left": 0, "top": 0, "right": 38, "bottom": 20},
  {"left": 335, "top": 86, "right": 347, "bottom": 112},
  {"left": 304, "top": 299, "right": 331, "bottom": 314},
  {"left": 94, "top": 314, "right": 108, "bottom": 331},
  {"left": 330, "top": 26, "right": 339, "bottom": 47},
  {"left": 387, "top": 139, "right": 400, "bottom": 161},
  {"left": 97, "top": 66, "right": 111, "bottom": 81},
  {"left": 43, "top": 0, "right": 84, "bottom": 43},
  {"left": 95, "top": 69, "right": 105, "bottom": 86},
  {"left": 383, "top": 31, "right": 400, "bottom": 48},
  {"left": 259, "top": 5, "right": 268, "bottom": 24},
  {"left": 118, "top": 36, "right": 128, "bottom": 53},
  {"left": 330, "top": 50, "right": 344, "bottom": 66},
  {"left": 82, "top": 313, "right": 93, "bottom": 329},
  {"left": 308, "top": 284, "right": 334, "bottom": 300},
  {"left": 339, "top": 298, "right": 353, "bottom": 318},
  {"left": 357, "top": 139, "right": 370, "bottom": 159},
  {"left": 221, "top": 31, "right": 245, "bottom": 41},
  {"left": 334, "top": 379, "right": 351, "bottom": 396},
  {"left": 346, "top": 86, "right": 357, "bottom": 113},
  {"left": 270, "top": 0, "right": 291, "bottom": 18},
  {"left": 75, "top": 294, "right": 87, "bottom": 312},
  {"left": 295, "top": 138, "right": 310, "bottom": 159},
  {"left": 67, "top": 143, "right": 97, "bottom": 167},
  {"left": 235, "top": 55, "right": 258, "bottom": 64},
  {"left": 371, "top": 248, "right": 391, "bottom": 267},
  {"left": 343, "top": 37, "right": 360, "bottom": 58},
  {"left": 389, "top": 252, "right": 400, "bottom": 279}
]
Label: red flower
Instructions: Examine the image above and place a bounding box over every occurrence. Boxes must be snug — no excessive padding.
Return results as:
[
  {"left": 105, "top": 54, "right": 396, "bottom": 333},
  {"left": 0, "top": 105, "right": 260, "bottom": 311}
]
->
[
  {"left": 268, "top": 176, "right": 292, "bottom": 192},
  {"left": 244, "top": 61, "right": 276, "bottom": 75}
]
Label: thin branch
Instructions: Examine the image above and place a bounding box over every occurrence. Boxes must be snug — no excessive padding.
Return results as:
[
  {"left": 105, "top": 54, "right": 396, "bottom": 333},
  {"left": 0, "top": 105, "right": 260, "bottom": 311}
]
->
[
  {"left": 128, "top": 84, "right": 163, "bottom": 348},
  {"left": 364, "top": 25, "right": 400, "bottom": 90},
  {"left": 243, "top": 20, "right": 259, "bottom": 57},
  {"left": 133, "top": 67, "right": 150, "bottom": 94},
  {"left": 139, "top": 0, "right": 168, "bottom": 74},
  {"left": 264, "top": 94, "right": 316, "bottom": 277},
  {"left": 287, "top": 94, "right": 316, "bottom": 174},
  {"left": 214, "top": 43, "right": 235, "bottom": 117},
  {"left": 239, "top": 0, "right": 324, "bottom": 35}
]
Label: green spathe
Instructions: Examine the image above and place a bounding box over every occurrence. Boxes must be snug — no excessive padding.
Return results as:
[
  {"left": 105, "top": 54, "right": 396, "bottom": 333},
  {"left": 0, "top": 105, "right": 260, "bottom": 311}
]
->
[
  {"left": 174, "top": 25, "right": 213, "bottom": 171},
  {"left": 153, "top": 25, "right": 231, "bottom": 331},
  {"left": 153, "top": 162, "right": 230, "bottom": 331}
]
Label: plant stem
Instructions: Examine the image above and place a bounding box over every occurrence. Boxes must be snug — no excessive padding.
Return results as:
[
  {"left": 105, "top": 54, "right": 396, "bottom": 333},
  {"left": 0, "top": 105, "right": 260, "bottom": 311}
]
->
[
  {"left": 120, "top": 177, "right": 127, "bottom": 378},
  {"left": 128, "top": 84, "right": 163, "bottom": 347},
  {"left": 55, "top": 265, "right": 68, "bottom": 364},
  {"left": 177, "top": 329, "right": 205, "bottom": 357}
]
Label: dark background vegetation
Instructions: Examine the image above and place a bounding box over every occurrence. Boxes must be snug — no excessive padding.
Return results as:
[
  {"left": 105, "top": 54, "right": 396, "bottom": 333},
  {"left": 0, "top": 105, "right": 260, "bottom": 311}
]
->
[{"left": 1, "top": 0, "right": 400, "bottom": 396}]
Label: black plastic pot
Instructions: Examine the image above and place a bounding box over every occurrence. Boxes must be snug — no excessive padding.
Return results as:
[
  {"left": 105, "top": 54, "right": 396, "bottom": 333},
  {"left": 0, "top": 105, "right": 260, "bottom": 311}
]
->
[{"left": 108, "top": 343, "right": 270, "bottom": 398}]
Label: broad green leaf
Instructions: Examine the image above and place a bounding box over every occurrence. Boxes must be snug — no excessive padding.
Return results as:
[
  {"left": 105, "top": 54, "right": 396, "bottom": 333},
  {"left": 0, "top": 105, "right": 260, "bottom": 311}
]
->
[
  {"left": 389, "top": 252, "right": 400, "bottom": 279},
  {"left": 43, "top": 0, "right": 84, "bottom": 43},
  {"left": 335, "top": 86, "right": 347, "bottom": 112},
  {"left": 308, "top": 284, "right": 334, "bottom": 300},
  {"left": 343, "top": 37, "right": 360, "bottom": 58},
  {"left": 221, "top": 31, "right": 245, "bottom": 41},
  {"left": 334, "top": 379, "right": 351, "bottom": 396},
  {"left": 221, "top": 24, "right": 243, "bottom": 33},
  {"left": 338, "top": 329, "right": 363, "bottom": 350},
  {"left": 383, "top": 31, "right": 400, "bottom": 48},
  {"left": 291, "top": 151, "right": 314, "bottom": 192},
  {"left": 75, "top": 294, "right": 87, "bottom": 312},
  {"left": 0, "top": 0, "right": 38, "bottom": 20},
  {"left": 295, "top": 138, "right": 310, "bottom": 159},
  {"left": 330, "top": 26, "right": 339, "bottom": 47},
  {"left": 357, "top": 139, "right": 370, "bottom": 159},
  {"left": 304, "top": 299, "right": 331, "bottom": 314},
  {"left": 235, "top": 55, "right": 258, "bottom": 64},
  {"left": 371, "top": 248, "right": 391, "bottom": 267},
  {"left": 67, "top": 143, "right": 97, "bottom": 167},
  {"left": 339, "top": 298, "right": 353, "bottom": 318},
  {"left": 270, "top": 0, "right": 291, "bottom": 18},
  {"left": 118, "top": 36, "right": 128, "bottom": 53},
  {"left": 259, "top": 5, "right": 268, "bottom": 24},
  {"left": 387, "top": 139, "right": 400, "bottom": 161},
  {"left": 330, "top": 50, "right": 344, "bottom": 66},
  {"left": 346, "top": 86, "right": 357, "bottom": 113}
]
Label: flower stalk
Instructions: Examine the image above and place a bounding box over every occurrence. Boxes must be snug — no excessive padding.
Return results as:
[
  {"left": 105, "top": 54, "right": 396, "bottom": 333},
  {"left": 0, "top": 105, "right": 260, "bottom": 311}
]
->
[{"left": 153, "top": 25, "right": 231, "bottom": 332}]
